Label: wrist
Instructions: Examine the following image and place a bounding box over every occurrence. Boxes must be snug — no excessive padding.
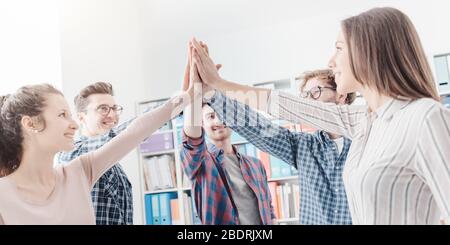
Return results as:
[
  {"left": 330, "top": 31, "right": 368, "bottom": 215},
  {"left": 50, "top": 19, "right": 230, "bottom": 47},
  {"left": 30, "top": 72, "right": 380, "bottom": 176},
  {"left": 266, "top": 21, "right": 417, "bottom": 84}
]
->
[
  {"left": 211, "top": 77, "right": 224, "bottom": 88},
  {"left": 203, "top": 89, "right": 216, "bottom": 103}
]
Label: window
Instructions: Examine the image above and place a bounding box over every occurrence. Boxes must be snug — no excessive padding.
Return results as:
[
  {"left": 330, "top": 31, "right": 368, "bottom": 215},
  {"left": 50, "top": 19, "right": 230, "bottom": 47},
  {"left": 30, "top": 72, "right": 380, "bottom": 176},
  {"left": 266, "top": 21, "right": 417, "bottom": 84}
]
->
[{"left": 433, "top": 53, "right": 450, "bottom": 95}]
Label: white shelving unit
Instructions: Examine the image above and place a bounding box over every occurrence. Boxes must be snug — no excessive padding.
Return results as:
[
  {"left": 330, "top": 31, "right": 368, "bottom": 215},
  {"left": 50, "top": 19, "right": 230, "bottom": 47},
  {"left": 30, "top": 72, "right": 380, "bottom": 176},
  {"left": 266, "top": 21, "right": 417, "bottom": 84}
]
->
[{"left": 136, "top": 98, "right": 196, "bottom": 225}]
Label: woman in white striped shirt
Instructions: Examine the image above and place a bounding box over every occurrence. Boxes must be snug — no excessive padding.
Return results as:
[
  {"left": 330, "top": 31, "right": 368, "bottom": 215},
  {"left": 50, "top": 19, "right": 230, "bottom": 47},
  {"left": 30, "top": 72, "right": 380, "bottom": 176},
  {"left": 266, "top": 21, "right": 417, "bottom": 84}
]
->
[{"left": 191, "top": 7, "right": 450, "bottom": 224}]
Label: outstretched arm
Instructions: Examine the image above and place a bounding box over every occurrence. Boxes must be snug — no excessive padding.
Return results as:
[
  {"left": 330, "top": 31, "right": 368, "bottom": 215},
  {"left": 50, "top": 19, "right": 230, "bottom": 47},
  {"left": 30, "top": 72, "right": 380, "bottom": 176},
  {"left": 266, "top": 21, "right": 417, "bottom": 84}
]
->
[
  {"left": 192, "top": 38, "right": 366, "bottom": 138},
  {"left": 78, "top": 91, "right": 194, "bottom": 188}
]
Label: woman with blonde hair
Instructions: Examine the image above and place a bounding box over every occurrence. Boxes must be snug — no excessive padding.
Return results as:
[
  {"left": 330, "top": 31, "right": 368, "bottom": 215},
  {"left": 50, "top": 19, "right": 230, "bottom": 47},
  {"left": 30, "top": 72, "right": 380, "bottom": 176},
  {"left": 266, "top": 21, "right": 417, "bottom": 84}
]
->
[{"left": 192, "top": 7, "right": 450, "bottom": 225}]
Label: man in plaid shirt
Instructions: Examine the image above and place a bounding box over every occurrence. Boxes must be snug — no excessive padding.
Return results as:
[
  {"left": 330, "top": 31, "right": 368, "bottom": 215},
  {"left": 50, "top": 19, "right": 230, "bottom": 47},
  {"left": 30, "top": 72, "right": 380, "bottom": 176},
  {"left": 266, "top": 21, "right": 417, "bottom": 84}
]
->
[
  {"left": 180, "top": 55, "right": 275, "bottom": 225},
  {"left": 203, "top": 68, "right": 356, "bottom": 224},
  {"left": 57, "top": 82, "right": 133, "bottom": 225}
]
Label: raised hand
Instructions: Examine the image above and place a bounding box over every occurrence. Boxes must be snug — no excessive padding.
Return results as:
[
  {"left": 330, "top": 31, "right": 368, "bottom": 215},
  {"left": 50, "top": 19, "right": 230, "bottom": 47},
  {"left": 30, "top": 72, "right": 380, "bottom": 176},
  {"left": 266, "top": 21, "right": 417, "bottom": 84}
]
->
[{"left": 191, "top": 38, "right": 223, "bottom": 88}]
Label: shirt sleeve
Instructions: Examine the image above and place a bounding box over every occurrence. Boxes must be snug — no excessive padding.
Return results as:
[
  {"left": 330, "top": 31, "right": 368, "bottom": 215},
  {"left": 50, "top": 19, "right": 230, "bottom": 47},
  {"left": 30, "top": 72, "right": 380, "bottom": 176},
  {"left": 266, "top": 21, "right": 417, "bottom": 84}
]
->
[
  {"left": 208, "top": 91, "right": 302, "bottom": 167},
  {"left": 179, "top": 129, "right": 208, "bottom": 180},
  {"left": 268, "top": 90, "right": 367, "bottom": 139},
  {"left": 76, "top": 96, "right": 183, "bottom": 188},
  {"left": 259, "top": 162, "right": 276, "bottom": 221},
  {"left": 415, "top": 104, "right": 450, "bottom": 224}
]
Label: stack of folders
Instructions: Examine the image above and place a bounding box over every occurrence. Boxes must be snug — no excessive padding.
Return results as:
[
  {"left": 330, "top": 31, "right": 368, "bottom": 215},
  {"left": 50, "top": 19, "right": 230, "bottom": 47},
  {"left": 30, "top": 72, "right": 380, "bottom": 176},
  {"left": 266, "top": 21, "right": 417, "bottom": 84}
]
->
[
  {"left": 142, "top": 154, "right": 177, "bottom": 191},
  {"left": 140, "top": 132, "right": 174, "bottom": 153},
  {"left": 144, "top": 193, "right": 201, "bottom": 225}
]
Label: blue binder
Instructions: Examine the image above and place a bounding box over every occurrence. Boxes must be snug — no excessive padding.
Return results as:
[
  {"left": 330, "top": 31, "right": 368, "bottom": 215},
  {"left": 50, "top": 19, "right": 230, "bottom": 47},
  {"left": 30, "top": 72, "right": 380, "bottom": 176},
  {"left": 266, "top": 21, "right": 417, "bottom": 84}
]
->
[
  {"left": 269, "top": 155, "right": 282, "bottom": 178},
  {"left": 144, "top": 194, "right": 153, "bottom": 225},
  {"left": 159, "top": 193, "right": 173, "bottom": 225},
  {"left": 151, "top": 194, "right": 161, "bottom": 225}
]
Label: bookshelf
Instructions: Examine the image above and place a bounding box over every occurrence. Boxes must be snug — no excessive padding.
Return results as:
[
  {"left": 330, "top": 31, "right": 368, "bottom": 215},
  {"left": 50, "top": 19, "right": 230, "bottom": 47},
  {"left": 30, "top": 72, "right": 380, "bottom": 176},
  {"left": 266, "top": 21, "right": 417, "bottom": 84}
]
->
[
  {"left": 136, "top": 98, "right": 201, "bottom": 225},
  {"left": 136, "top": 76, "right": 314, "bottom": 225}
]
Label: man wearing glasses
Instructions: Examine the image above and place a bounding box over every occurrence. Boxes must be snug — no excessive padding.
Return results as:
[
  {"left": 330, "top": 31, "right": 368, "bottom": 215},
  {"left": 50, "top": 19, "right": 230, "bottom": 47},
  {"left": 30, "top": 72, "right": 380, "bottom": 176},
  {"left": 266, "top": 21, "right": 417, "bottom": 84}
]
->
[
  {"left": 57, "top": 82, "right": 133, "bottom": 225},
  {"left": 204, "top": 69, "right": 357, "bottom": 224}
]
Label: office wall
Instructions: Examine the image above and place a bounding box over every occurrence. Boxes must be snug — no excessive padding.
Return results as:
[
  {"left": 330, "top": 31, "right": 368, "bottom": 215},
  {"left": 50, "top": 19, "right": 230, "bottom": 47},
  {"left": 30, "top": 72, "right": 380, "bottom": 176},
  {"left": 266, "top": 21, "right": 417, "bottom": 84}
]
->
[
  {"left": 139, "top": 0, "right": 450, "bottom": 94},
  {"left": 0, "top": 0, "right": 62, "bottom": 94}
]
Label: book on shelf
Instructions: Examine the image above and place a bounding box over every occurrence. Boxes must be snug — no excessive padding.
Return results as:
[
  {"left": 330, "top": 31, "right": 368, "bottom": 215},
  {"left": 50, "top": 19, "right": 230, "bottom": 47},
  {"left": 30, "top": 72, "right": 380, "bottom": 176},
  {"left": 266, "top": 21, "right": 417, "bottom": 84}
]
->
[
  {"left": 268, "top": 182, "right": 279, "bottom": 219},
  {"left": 230, "top": 131, "right": 247, "bottom": 144},
  {"left": 181, "top": 193, "right": 201, "bottom": 225},
  {"left": 181, "top": 171, "right": 192, "bottom": 189},
  {"left": 182, "top": 193, "right": 192, "bottom": 225},
  {"left": 140, "top": 131, "right": 174, "bottom": 153},
  {"left": 270, "top": 182, "right": 299, "bottom": 220},
  {"left": 170, "top": 198, "right": 181, "bottom": 225},
  {"left": 143, "top": 154, "right": 177, "bottom": 192},
  {"left": 442, "top": 95, "right": 450, "bottom": 108},
  {"left": 229, "top": 141, "right": 296, "bottom": 180}
]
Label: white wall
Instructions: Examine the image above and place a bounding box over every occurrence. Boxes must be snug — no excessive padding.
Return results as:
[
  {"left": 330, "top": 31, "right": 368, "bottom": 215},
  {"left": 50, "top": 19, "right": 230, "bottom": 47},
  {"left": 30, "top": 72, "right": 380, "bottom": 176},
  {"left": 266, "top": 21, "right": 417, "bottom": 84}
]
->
[
  {"left": 138, "top": 0, "right": 450, "bottom": 96},
  {"left": 58, "top": 0, "right": 450, "bottom": 224},
  {"left": 0, "top": 0, "right": 62, "bottom": 94},
  {"left": 60, "top": 0, "right": 147, "bottom": 224}
]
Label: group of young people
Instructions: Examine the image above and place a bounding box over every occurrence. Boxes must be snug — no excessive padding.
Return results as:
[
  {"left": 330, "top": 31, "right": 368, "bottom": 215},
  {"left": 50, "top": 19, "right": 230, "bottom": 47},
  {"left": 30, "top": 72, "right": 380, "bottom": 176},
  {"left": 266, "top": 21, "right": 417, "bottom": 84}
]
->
[{"left": 0, "top": 7, "right": 449, "bottom": 225}]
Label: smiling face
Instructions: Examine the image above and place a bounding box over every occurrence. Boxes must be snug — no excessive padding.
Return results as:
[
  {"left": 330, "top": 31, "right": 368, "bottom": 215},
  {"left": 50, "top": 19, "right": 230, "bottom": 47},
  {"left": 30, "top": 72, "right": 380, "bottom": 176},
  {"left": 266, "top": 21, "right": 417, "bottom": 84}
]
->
[
  {"left": 30, "top": 93, "right": 79, "bottom": 152},
  {"left": 328, "top": 29, "right": 362, "bottom": 95},
  {"left": 78, "top": 93, "right": 120, "bottom": 137},
  {"left": 202, "top": 104, "right": 232, "bottom": 142}
]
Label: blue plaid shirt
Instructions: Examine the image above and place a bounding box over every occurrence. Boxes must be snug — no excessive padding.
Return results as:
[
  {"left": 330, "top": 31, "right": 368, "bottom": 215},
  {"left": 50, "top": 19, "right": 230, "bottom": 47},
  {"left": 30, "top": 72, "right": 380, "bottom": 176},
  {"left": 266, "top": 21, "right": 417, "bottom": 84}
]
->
[
  {"left": 57, "top": 117, "right": 134, "bottom": 225},
  {"left": 208, "top": 91, "right": 352, "bottom": 224}
]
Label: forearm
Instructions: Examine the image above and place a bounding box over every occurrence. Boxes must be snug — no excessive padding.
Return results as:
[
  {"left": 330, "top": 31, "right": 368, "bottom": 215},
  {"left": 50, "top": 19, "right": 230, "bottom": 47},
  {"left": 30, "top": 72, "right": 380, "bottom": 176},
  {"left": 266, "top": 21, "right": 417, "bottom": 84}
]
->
[
  {"left": 212, "top": 79, "right": 271, "bottom": 112},
  {"left": 180, "top": 130, "right": 207, "bottom": 179},
  {"left": 268, "top": 90, "right": 366, "bottom": 139},
  {"left": 82, "top": 95, "right": 186, "bottom": 186},
  {"left": 208, "top": 91, "right": 298, "bottom": 166},
  {"left": 183, "top": 92, "right": 202, "bottom": 138}
]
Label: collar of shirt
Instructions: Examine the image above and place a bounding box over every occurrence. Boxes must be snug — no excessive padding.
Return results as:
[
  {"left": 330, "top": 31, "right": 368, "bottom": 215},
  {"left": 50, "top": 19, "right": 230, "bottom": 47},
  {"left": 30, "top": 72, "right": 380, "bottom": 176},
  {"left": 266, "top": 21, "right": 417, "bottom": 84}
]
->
[
  {"left": 77, "top": 129, "right": 116, "bottom": 142},
  {"left": 207, "top": 143, "right": 243, "bottom": 165},
  {"left": 316, "top": 130, "right": 337, "bottom": 145},
  {"left": 372, "top": 97, "right": 412, "bottom": 122},
  {"left": 315, "top": 130, "right": 351, "bottom": 167}
]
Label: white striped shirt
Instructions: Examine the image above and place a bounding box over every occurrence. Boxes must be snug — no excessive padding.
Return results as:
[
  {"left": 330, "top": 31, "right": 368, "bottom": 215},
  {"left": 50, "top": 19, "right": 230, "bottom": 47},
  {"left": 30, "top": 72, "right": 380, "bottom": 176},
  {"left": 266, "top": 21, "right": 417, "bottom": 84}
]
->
[{"left": 268, "top": 91, "right": 450, "bottom": 225}]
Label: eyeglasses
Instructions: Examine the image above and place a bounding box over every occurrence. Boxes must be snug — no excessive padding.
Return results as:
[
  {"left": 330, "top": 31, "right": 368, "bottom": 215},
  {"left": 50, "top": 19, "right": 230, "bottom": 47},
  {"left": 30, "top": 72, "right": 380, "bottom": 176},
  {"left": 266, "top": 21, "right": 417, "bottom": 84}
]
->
[
  {"left": 300, "top": 86, "right": 336, "bottom": 100},
  {"left": 95, "top": 104, "right": 123, "bottom": 116}
]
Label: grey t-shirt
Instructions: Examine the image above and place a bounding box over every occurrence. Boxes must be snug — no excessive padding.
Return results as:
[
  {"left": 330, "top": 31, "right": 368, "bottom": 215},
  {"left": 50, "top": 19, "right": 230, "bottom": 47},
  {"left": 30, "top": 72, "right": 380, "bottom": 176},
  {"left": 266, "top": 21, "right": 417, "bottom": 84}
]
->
[{"left": 222, "top": 154, "right": 261, "bottom": 225}]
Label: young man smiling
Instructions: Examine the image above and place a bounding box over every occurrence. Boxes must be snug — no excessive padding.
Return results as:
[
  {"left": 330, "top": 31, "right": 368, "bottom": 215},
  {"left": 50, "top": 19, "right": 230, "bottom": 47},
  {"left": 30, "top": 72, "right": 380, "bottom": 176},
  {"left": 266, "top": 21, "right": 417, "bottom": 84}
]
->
[{"left": 57, "top": 82, "right": 133, "bottom": 225}]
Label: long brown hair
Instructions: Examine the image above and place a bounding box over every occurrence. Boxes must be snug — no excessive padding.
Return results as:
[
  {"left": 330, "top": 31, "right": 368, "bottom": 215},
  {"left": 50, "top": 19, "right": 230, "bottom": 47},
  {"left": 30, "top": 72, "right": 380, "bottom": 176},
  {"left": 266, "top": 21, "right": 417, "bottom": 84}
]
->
[
  {"left": 0, "top": 84, "right": 63, "bottom": 176},
  {"left": 342, "top": 7, "right": 439, "bottom": 101}
]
